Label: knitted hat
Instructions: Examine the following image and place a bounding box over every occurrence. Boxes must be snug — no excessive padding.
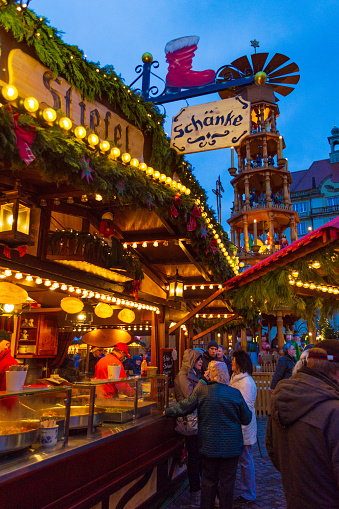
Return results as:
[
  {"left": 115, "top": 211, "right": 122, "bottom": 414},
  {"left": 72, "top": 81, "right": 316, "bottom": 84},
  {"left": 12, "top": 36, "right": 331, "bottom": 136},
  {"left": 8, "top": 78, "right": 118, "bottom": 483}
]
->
[
  {"left": 114, "top": 342, "right": 130, "bottom": 358},
  {"left": 0, "top": 329, "right": 11, "bottom": 343},
  {"left": 207, "top": 340, "right": 218, "bottom": 349},
  {"left": 311, "top": 339, "right": 339, "bottom": 362}
]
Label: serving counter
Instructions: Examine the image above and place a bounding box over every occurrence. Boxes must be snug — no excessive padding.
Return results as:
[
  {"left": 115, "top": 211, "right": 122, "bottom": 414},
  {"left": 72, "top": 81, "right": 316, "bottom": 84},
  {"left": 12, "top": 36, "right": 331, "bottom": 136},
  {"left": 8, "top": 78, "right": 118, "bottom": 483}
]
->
[{"left": 0, "top": 376, "right": 184, "bottom": 509}]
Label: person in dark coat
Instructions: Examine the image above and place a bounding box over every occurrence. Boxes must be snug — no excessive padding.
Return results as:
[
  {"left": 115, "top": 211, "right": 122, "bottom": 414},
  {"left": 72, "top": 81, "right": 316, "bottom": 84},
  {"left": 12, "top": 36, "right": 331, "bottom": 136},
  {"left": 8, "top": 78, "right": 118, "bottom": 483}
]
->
[
  {"left": 78, "top": 347, "right": 105, "bottom": 377},
  {"left": 201, "top": 340, "right": 219, "bottom": 373},
  {"left": 174, "top": 349, "right": 205, "bottom": 507},
  {"left": 266, "top": 340, "right": 339, "bottom": 509},
  {"left": 132, "top": 355, "right": 142, "bottom": 375},
  {"left": 165, "top": 361, "right": 252, "bottom": 509},
  {"left": 270, "top": 341, "right": 296, "bottom": 391}
]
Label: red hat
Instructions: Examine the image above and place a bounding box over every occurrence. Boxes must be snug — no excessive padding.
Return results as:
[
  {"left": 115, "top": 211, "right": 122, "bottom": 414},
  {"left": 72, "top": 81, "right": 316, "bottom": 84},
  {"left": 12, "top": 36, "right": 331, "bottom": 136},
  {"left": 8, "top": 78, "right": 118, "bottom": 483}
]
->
[{"left": 114, "top": 342, "right": 130, "bottom": 358}]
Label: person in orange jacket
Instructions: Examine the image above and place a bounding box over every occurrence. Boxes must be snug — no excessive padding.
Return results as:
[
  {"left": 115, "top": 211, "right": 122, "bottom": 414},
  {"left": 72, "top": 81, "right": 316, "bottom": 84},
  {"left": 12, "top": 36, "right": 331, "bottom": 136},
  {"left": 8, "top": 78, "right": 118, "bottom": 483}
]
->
[
  {"left": 94, "top": 342, "right": 135, "bottom": 399},
  {"left": 0, "top": 330, "right": 18, "bottom": 391}
]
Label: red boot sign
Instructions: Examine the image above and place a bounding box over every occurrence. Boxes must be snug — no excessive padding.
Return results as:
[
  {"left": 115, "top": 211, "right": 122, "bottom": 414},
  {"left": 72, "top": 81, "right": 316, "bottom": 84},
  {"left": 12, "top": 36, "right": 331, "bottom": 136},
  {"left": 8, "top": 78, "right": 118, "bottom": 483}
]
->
[{"left": 165, "top": 36, "right": 215, "bottom": 91}]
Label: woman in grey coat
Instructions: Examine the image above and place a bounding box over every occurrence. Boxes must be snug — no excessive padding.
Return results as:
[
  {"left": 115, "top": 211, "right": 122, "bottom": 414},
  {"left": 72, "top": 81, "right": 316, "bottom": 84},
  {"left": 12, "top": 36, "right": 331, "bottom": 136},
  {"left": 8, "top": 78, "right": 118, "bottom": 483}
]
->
[{"left": 174, "top": 348, "right": 205, "bottom": 507}]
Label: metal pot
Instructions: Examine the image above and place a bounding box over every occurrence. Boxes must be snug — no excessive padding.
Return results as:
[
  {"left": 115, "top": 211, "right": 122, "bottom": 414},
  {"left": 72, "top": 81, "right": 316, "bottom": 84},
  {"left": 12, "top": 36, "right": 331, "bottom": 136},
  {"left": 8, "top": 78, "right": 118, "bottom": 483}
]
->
[
  {"left": 43, "top": 406, "right": 105, "bottom": 429},
  {"left": 0, "top": 419, "right": 40, "bottom": 453}
]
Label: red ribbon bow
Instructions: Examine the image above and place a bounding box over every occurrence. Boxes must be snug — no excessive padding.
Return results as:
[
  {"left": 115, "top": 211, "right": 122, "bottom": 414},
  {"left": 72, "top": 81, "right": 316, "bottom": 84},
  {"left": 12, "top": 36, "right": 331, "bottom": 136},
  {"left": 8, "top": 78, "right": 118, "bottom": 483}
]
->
[
  {"left": 3, "top": 246, "right": 11, "bottom": 259},
  {"left": 170, "top": 204, "right": 179, "bottom": 218},
  {"left": 210, "top": 239, "right": 218, "bottom": 254},
  {"left": 187, "top": 206, "right": 202, "bottom": 232},
  {"left": 9, "top": 106, "right": 36, "bottom": 165},
  {"left": 18, "top": 245, "right": 27, "bottom": 257},
  {"left": 132, "top": 279, "right": 141, "bottom": 300}
]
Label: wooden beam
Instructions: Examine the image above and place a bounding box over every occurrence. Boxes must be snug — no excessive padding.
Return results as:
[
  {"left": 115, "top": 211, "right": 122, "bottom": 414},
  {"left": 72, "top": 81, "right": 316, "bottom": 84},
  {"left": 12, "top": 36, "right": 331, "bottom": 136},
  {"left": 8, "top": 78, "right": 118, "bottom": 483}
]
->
[
  {"left": 192, "top": 314, "right": 238, "bottom": 341},
  {"left": 169, "top": 286, "right": 225, "bottom": 334},
  {"left": 178, "top": 240, "right": 211, "bottom": 282}
]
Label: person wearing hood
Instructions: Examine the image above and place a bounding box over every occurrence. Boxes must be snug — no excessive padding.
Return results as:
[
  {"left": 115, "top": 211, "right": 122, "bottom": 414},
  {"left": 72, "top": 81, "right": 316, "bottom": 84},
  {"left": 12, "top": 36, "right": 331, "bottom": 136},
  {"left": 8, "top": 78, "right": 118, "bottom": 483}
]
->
[
  {"left": 174, "top": 348, "right": 205, "bottom": 507},
  {"left": 132, "top": 355, "right": 142, "bottom": 375},
  {"left": 265, "top": 340, "right": 339, "bottom": 509},
  {"left": 0, "top": 330, "right": 18, "bottom": 391},
  {"left": 165, "top": 360, "right": 252, "bottom": 509},
  {"left": 269, "top": 341, "right": 296, "bottom": 392}
]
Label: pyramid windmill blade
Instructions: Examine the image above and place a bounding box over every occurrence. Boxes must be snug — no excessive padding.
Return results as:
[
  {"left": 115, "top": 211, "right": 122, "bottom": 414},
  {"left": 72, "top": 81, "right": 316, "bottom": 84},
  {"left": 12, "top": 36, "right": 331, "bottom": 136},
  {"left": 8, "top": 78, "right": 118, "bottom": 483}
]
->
[
  {"left": 271, "top": 85, "right": 295, "bottom": 97},
  {"left": 230, "top": 55, "right": 252, "bottom": 75},
  {"left": 251, "top": 53, "right": 269, "bottom": 73},
  {"left": 269, "top": 75, "right": 300, "bottom": 85},
  {"left": 264, "top": 53, "right": 290, "bottom": 75},
  {"left": 268, "top": 62, "right": 299, "bottom": 79}
]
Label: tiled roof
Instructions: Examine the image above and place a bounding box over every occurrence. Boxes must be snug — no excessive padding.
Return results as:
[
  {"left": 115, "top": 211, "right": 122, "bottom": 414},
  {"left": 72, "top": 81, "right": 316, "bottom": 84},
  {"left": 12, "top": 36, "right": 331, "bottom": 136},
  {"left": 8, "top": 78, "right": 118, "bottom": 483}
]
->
[
  {"left": 224, "top": 216, "right": 339, "bottom": 290},
  {"left": 290, "top": 159, "right": 339, "bottom": 192}
]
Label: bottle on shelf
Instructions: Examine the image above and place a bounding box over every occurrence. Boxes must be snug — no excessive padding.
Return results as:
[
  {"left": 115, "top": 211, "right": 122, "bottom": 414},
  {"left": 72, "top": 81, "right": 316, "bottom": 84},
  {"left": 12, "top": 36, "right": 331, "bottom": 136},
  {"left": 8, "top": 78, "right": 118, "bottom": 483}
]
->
[{"left": 140, "top": 356, "right": 147, "bottom": 377}]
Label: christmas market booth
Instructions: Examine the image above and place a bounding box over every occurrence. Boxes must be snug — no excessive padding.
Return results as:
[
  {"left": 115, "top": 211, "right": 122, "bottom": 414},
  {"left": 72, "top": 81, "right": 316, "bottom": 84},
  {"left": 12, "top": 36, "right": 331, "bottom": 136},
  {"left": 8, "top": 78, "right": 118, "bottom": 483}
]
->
[{"left": 0, "top": 5, "right": 238, "bottom": 509}]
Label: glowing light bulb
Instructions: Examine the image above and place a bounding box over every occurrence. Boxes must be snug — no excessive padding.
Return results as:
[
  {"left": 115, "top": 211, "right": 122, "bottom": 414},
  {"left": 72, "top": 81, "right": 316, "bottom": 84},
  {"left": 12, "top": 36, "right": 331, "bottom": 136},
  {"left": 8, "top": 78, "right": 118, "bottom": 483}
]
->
[
  {"left": 23, "top": 97, "right": 39, "bottom": 112},
  {"left": 4, "top": 304, "right": 14, "bottom": 313},
  {"left": 99, "top": 140, "right": 110, "bottom": 152},
  {"left": 36, "top": 278, "right": 42, "bottom": 284},
  {"left": 130, "top": 158, "right": 139, "bottom": 167},
  {"left": 2, "top": 84, "right": 18, "bottom": 101},
  {"left": 42, "top": 108, "right": 57, "bottom": 122},
  {"left": 121, "top": 153, "right": 131, "bottom": 163},
  {"left": 139, "top": 163, "right": 147, "bottom": 171},
  {"left": 74, "top": 126, "right": 87, "bottom": 139},
  {"left": 59, "top": 117, "right": 72, "bottom": 130},
  {"left": 153, "top": 241, "right": 158, "bottom": 247},
  {"left": 88, "top": 133, "right": 99, "bottom": 145},
  {"left": 142, "top": 241, "right": 147, "bottom": 247},
  {"left": 111, "top": 147, "right": 120, "bottom": 158},
  {"left": 95, "top": 194, "right": 102, "bottom": 201}
]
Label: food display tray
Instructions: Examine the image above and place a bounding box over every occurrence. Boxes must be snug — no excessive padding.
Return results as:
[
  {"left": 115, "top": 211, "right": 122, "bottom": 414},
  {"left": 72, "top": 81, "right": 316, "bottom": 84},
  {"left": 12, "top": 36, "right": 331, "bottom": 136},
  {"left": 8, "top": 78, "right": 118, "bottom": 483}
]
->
[{"left": 100, "top": 401, "right": 158, "bottom": 423}]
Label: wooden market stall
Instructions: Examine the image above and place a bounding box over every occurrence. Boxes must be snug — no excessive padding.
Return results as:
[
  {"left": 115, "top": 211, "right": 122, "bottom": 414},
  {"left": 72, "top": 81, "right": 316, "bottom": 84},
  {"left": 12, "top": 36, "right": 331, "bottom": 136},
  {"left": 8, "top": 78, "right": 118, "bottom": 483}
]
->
[{"left": 0, "top": 6, "right": 236, "bottom": 508}]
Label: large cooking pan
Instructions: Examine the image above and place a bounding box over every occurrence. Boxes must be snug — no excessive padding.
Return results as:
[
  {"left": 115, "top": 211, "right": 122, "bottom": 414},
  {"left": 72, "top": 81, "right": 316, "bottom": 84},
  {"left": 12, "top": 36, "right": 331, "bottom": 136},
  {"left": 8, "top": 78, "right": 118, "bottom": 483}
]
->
[
  {"left": 43, "top": 406, "right": 105, "bottom": 429},
  {"left": 0, "top": 419, "right": 40, "bottom": 453}
]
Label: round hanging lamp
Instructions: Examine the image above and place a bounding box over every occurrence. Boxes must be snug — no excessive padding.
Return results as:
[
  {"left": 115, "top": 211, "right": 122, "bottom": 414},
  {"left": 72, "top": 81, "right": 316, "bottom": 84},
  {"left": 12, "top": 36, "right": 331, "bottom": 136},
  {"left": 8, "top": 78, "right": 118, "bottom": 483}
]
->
[
  {"left": 94, "top": 302, "right": 113, "bottom": 318},
  {"left": 0, "top": 282, "right": 28, "bottom": 305},
  {"left": 60, "top": 297, "right": 84, "bottom": 314}
]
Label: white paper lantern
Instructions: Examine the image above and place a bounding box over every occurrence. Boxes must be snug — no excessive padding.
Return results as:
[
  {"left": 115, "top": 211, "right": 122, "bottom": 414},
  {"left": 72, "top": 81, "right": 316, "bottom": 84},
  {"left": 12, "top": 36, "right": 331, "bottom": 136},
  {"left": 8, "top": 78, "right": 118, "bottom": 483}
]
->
[
  {"left": 118, "top": 308, "right": 135, "bottom": 324},
  {"left": 94, "top": 302, "right": 113, "bottom": 319},
  {"left": 60, "top": 297, "right": 84, "bottom": 314}
]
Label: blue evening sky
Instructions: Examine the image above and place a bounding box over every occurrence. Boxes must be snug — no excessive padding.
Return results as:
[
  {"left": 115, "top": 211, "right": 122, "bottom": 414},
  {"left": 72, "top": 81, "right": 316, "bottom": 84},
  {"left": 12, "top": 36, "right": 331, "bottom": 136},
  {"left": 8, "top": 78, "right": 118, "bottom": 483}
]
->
[{"left": 30, "top": 0, "right": 338, "bottom": 230}]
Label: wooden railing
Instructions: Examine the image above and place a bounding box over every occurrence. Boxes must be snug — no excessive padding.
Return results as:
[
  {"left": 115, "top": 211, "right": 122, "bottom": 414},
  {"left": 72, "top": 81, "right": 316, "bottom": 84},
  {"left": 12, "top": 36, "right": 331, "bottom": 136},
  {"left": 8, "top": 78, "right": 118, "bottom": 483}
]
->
[
  {"left": 253, "top": 372, "right": 273, "bottom": 418},
  {"left": 253, "top": 362, "right": 277, "bottom": 373}
]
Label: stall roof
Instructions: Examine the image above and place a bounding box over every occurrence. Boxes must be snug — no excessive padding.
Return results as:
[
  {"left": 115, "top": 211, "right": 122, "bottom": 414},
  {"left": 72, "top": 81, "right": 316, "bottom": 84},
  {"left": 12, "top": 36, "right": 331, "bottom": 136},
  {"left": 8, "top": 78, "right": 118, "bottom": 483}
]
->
[{"left": 224, "top": 216, "right": 339, "bottom": 291}]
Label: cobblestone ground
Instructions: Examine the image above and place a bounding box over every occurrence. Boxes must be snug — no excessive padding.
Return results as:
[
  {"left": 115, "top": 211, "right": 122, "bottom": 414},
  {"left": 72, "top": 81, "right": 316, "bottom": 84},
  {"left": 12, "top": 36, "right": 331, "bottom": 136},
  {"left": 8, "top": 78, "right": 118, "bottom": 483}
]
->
[{"left": 164, "top": 418, "right": 286, "bottom": 509}]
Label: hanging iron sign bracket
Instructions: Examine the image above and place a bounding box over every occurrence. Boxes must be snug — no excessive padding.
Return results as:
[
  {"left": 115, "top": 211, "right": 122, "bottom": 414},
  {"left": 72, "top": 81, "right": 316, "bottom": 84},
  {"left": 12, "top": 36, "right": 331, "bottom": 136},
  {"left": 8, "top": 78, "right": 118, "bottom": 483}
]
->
[{"left": 130, "top": 58, "right": 254, "bottom": 105}]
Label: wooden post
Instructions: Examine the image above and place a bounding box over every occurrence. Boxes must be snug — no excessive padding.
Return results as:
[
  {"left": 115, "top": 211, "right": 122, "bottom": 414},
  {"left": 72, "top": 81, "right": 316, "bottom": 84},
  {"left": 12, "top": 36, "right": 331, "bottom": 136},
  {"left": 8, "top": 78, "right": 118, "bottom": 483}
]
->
[
  {"left": 232, "top": 330, "right": 237, "bottom": 350},
  {"left": 244, "top": 176, "right": 250, "bottom": 208},
  {"left": 277, "top": 311, "right": 284, "bottom": 354},
  {"left": 241, "top": 328, "right": 247, "bottom": 351},
  {"left": 265, "top": 171, "right": 272, "bottom": 207},
  {"left": 151, "top": 311, "right": 157, "bottom": 367},
  {"left": 243, "top": 215, "right": 249, "bottom": 252}
]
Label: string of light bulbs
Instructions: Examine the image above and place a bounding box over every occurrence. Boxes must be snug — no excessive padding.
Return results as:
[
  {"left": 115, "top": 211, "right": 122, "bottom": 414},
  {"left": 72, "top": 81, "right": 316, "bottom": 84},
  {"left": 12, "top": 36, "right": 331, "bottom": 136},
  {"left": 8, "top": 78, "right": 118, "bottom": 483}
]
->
[{"left": 0, "top": 267, "right": 161, "bottom": 313}]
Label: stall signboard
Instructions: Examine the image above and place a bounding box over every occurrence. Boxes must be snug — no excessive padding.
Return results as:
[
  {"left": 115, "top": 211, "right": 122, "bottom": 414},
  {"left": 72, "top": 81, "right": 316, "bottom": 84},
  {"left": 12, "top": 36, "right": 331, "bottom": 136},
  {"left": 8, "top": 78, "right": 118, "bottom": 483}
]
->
[
  {"left": 160, "top": 348, "right": 175, "bottom": 386},
  {"left": 0, "top": 30, "right": 144, "bottom": 158},
  {"left": 170, "top": 96, "right": 250, "bottom": 154}
]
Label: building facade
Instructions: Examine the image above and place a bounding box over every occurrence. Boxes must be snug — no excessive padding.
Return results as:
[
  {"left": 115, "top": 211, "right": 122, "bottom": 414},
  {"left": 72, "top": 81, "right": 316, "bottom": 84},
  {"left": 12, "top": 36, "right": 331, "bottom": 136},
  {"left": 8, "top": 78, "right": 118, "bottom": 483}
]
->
[{"left": 290, "top": 127, "right": 339, "bottom": 237}]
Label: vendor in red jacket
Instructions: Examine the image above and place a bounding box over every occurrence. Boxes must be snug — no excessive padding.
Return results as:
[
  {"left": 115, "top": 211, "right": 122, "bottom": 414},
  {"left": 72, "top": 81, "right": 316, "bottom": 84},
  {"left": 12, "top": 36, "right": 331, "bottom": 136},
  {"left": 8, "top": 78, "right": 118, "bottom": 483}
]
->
[
  {"left": 94, "top": 342, "right": 135, "bottom": 399},
  {"left": 0, "top": 329, "right": 18, "bottom": 391}
]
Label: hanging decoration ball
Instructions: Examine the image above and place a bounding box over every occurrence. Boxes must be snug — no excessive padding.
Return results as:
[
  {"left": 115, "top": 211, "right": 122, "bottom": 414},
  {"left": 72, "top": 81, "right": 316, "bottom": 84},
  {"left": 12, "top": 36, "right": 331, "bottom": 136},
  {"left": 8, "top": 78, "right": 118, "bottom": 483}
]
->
[
  {"left": 0, "top": 282, "right": 28, "bottom": 305},
  {"left": 88, "top": 133, "right": 99, "bottom": 146},
  {"left": 118, "top": 308, "right": 135, "bottom": 324},
  {"left": 99, "top": 140, "right": 111, "bottom": 152},
  {"left": 60, "top": 297, "right": 84, "bottom": 314},
  {"left": 254, "top": 71, "right": 267, "bottom": 86},
  {"left": 1, "top": 84, "right": 18, "bottom": 101},
  {"left": 74, "top": 126, "right": 87, "bottom": 139},
  {"left": 59, "top": 117, "right": 72, "bottom": 130},
  {"left": 23, "top": 97, "right": 39, "bottom": 112},
  {"left": 42, "top": 107, "right": 57, "bottom": 122},
  {"left": 94, "top": 302, "right": 113, "bottom": 318},
  {"left": 142, "top": 52, "right": 153, "bottom": 64}
]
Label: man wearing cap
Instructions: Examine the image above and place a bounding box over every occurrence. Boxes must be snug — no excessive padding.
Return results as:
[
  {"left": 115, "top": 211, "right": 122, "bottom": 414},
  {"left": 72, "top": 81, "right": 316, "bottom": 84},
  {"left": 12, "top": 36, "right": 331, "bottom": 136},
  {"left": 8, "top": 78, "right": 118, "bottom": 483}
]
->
[
  {"left": 266, "top": 340, "right": 339, "bottom": 509},
  {"left": 0, "top": 329, "right": 18, "bottom": 391},
  {"left": 95, "top": 343, "right": 135, "bottom": 398},
  {"left": 201, "top": 340, "right": 219, "bottom": 373}
]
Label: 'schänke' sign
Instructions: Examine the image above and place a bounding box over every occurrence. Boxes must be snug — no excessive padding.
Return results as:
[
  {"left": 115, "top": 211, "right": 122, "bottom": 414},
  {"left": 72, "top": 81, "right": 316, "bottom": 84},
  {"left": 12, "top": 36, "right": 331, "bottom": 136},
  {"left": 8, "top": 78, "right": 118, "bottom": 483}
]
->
[{"left": 170, "top": 96, "right": 250, "bottom": 154}]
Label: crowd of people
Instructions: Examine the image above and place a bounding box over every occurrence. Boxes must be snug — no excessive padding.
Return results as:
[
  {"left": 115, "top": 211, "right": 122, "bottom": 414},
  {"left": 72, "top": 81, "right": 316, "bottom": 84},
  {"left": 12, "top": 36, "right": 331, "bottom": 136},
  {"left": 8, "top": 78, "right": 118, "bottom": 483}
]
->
[{"left": 164, "top": 336, "right": 339, "bottom": 509}]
